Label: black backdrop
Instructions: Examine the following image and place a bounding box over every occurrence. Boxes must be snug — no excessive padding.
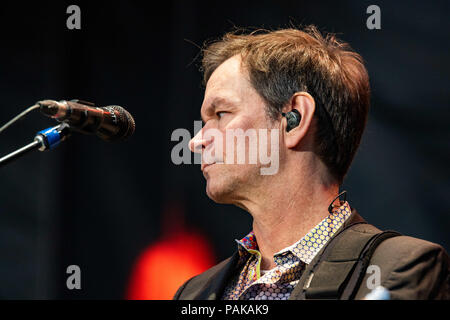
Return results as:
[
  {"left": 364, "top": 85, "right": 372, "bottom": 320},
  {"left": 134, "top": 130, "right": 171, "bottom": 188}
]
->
[{"left": 0, "top": 0, "right": 448, "bottom": 299}]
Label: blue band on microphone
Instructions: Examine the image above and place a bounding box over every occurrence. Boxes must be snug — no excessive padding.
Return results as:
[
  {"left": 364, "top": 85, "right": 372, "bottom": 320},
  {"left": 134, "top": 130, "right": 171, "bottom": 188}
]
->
[{"left": 37, "top": 127, "right": 61, "bottom": 149}]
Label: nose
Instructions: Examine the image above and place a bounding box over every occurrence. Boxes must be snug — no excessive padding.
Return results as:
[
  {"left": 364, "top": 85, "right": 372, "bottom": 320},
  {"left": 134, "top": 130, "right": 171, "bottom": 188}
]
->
[{"left": 189, "top": 128, "right": 212, "bottom": 153}]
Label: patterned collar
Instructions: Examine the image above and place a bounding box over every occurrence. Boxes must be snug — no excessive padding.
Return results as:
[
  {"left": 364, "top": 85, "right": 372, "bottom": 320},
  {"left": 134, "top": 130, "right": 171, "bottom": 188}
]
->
[{"left": 235, "top": 201, "right": 352, "bottom": 266}]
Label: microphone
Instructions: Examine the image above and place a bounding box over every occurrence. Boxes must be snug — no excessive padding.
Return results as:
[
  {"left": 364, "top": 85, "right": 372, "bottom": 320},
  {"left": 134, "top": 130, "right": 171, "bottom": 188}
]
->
[{"left": 37, "top": 99, "right": 135, "bottom": 142}]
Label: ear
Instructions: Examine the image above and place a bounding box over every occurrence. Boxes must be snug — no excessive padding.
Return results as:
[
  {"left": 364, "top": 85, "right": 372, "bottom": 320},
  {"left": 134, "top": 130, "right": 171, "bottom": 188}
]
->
[{"left": 283, "top": 92, "right": 316, "bottom": 149}]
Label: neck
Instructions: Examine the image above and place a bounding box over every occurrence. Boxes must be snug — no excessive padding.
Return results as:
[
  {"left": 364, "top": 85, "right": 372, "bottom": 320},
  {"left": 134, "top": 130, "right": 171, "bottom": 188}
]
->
[{"left": 236, "top": 155, "right": 340, "bottom": 270}]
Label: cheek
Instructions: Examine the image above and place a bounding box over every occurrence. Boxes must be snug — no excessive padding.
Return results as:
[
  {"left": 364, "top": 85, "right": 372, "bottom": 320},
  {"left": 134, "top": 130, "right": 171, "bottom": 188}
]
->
[
  {"left": 223, "top": 115, "right": 258, "bottom": 152},
  {"left": 225, "top": 115, "right": 254, "bottom": 131},
  {"left": 216, "top": 112, "right": 272, "bottom": 166}
]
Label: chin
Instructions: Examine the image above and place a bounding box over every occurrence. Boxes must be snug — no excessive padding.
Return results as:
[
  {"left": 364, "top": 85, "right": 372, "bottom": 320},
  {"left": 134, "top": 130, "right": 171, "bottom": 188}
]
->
[
  {"left": 204, "top": 164, "right": 259, "bottom": 204},
  {"left": 204, "top": 169, "right": 242, "bottom": 204},
  {"left": 205, "top": 179, "right": 235, "bottom": 204}
]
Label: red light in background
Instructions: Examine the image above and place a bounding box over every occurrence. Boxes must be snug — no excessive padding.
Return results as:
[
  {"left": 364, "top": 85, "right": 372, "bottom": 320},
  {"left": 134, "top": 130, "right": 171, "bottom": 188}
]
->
[{"left": 126, "top": 230, "right": 215, "bottom": 300}]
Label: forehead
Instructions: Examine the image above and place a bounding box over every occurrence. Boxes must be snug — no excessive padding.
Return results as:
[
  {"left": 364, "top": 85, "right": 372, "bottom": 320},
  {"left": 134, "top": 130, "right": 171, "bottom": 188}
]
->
[
  {"left": 206, "top": 55, "right": 245, "bottom": 92},
  {"left": 201, "top": 55, "right": 254, "bottom": 112}
]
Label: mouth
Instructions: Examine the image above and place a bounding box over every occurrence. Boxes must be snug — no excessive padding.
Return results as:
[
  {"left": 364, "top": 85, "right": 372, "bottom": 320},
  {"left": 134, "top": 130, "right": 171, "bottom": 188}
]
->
[{"left": 201, "top": 162, "right": 215, "bottom": 172}]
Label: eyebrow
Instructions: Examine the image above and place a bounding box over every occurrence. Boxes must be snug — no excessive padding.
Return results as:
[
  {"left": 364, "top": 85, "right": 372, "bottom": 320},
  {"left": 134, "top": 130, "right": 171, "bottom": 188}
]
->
[{"left": 200, "top": 97, "right": 236, "bottom": 123}]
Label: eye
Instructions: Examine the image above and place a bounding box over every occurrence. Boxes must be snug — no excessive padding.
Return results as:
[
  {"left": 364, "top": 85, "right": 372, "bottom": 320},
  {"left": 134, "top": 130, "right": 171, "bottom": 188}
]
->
[{"left": 217, "top": 111, "right": 228, "bottom": 119}]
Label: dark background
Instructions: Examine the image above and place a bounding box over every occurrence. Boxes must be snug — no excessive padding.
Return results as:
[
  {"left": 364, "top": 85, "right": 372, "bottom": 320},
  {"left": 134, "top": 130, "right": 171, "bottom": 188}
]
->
[{"left": 0, "top": 0, "right": 448, "bottom": 299}]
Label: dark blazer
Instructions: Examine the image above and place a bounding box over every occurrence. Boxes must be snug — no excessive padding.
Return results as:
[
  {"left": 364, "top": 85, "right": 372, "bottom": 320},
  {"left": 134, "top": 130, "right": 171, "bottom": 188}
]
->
[{"left": 174, "top": 209, "right": 450, "bottom": 300}]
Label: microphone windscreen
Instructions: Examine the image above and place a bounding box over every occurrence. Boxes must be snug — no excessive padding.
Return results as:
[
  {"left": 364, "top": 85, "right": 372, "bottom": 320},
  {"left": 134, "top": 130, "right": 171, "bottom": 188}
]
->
[{"left": 102, "top": 105, "right": 135, "bottom": 141}]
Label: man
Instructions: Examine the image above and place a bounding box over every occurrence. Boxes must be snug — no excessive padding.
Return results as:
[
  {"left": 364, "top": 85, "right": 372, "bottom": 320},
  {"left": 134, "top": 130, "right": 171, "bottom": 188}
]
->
[{"left": 174, "top": 26, "right": 450, "bottom": 300}]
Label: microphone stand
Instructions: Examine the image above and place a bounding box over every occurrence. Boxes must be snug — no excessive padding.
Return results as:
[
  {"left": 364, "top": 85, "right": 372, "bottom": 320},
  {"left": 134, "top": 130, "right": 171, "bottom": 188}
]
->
[{"left": 0, "top": 122, "right": 71, "bottom": 168}]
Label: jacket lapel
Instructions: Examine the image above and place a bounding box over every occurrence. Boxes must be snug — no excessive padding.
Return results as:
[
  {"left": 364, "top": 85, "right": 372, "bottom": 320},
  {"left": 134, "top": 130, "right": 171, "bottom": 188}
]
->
[{"left": 194, "top": 251, "right": 241, "bottom": 300}]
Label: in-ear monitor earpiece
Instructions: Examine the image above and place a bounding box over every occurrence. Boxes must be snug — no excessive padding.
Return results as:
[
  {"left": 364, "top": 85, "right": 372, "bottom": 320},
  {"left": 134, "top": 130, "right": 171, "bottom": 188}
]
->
[{"left": 281, "top": 109, "right": 301, "bottom": 132}]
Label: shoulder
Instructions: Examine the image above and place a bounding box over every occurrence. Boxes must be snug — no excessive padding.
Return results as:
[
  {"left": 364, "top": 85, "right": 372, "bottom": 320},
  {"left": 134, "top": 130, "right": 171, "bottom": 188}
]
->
[
  {"left": 356, "top": 235, "right": 450, "bottom": 299},
  {"left": 173, "top": 255, "right": 236, "bottom": 300},
  {"left": 374, "top": 235, "right": 446, "bottom": 260}
]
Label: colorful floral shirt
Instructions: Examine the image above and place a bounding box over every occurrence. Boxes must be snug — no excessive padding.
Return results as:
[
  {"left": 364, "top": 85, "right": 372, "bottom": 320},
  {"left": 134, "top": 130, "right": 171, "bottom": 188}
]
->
[{"left": 222, "top": 201, "right": 352, "bottom": 300}]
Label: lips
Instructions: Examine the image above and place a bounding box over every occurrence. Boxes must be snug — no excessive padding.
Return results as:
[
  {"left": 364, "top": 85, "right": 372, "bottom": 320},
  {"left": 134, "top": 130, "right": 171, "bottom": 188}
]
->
[{"left": 201, "top": 162, "right": 215, "bottom": 171}]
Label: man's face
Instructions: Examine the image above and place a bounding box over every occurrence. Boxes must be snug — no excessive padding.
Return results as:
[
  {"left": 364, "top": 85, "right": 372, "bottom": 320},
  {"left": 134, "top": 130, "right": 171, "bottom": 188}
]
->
[{"left": 189, "top": 55, "right": 279, "bottom": 204}]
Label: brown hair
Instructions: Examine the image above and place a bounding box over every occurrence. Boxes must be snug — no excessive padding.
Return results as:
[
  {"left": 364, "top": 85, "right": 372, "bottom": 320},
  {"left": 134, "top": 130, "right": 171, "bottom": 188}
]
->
[{"left": 201, "top": 26, "right": 370, "bottom": 185}]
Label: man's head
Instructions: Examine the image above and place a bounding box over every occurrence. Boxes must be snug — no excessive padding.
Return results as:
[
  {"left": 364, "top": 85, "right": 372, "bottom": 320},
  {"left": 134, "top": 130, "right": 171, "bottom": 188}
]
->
[{"left": 190, "top": 26, "right": 370, "bottom": 206}]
